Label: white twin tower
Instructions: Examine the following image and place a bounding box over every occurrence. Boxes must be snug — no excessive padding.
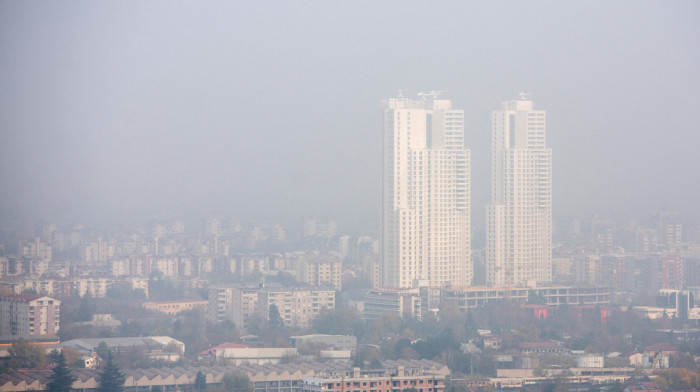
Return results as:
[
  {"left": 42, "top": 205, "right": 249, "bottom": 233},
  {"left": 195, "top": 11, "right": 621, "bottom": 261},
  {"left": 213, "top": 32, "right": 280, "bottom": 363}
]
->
[{"left": 381, "top": 92, "right": 552, "bottom": 288}]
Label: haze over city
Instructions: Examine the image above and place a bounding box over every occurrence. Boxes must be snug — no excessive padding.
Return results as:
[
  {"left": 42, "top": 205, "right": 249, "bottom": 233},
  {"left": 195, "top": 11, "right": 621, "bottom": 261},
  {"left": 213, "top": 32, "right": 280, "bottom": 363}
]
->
[
  {"left": 4, "top": 3, "right": 700, "bottom": 391},
  {"left": 1, "top": 1, "right": 699, "bottom": 232}
]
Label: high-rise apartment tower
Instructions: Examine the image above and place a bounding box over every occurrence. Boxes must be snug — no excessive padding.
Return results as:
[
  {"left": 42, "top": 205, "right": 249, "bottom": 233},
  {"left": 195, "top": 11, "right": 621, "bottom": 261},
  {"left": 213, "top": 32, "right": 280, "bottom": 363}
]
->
[
  {"left": 487, "top": 97, "right": 552, "bottom": 287},
  {"left": 381, "top": 93, "right": 471, "bottom": 288}
]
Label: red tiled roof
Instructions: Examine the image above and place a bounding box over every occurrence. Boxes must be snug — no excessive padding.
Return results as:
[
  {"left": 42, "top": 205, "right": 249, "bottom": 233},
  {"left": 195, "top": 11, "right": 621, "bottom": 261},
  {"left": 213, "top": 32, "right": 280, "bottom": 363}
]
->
[{"left": 644, "top": 343, "right": 678, "bottom": 353}]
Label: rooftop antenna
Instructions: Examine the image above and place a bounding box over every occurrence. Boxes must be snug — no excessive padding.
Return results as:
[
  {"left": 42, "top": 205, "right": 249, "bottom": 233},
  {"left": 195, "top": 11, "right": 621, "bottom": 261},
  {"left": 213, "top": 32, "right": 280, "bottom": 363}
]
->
[
  {"left": 417, "top": 90, "right": 445, "bottom": 100},
  {"left": 519, "top": 92, "right": 530, "bottom": 101},
  {"left": 397, "top": 89, "right": 406, "bottom": 98}
]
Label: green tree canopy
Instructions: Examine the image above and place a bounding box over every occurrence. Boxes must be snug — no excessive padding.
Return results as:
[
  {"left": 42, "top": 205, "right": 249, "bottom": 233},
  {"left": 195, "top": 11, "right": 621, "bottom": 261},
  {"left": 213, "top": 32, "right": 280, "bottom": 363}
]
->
[
  {"left": 8, "top": 339, "right": 46, "bottom": 368},
  {"left": 311, "top": 308, "right": 365, "bottom": 338},
  {"left": 98, "top": 353, "right": 125, "bottom": 392},
  {"left": 221, "top": 372, "right": 252, "bottom": 392},
  {"left": 195, "top": 370, "right": 207, "bottom": 392},
  {"left": 76, "top": 294, "right": 96, "bottom": 322},
  {"left": 95, "top": 342, "right": 110, "bottom": 362},
  {"left": 47, "top": 352, "right": 76, "bottom": 392},
  {"left": 268, "top": 304, "right": 284, "bottom": 330},
  {"left": 655, "top": 368, "right": 700, "bottom": 390}
]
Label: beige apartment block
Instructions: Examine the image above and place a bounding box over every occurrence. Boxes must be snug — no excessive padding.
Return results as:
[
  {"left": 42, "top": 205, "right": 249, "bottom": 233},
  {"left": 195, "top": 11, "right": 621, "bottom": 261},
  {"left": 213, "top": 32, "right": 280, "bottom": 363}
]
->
[
  {"left": 257, "top": 287, "right": 335, "bottom": 329},
  {"left": 209, "top": 285, "right": 335, "bottom": 331},
  {"left": 297, "top": 255, "right": 342, "bottom": 290},
  {"left": 142, "top": 299, "right": 208, "bottom": 315},
  {"left": 0, "top": 294, "right": 60, "bottom": 336}
]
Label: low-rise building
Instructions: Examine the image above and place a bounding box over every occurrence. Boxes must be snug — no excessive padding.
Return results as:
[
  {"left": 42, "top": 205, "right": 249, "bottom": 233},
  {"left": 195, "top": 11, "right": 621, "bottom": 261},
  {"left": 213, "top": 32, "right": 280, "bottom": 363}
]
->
[
  {"left": 363, "top": 288, "right": 422, "bottom": 321},
  {"left": 289, "top": 334, "right": 357, "bottom": 352},
  {"left": 518, "top": 341, "right": 567, "bottom": 355},
  {"left": 0, "top": 359, "right": 448, "bottom": 392},
  {"left": 442, "top": 285, "right": 612, "bottom": 310},
  {"left": 73, "top": 313, "right": 122, "bottom": 329},
  {"left": 61, "top": 336, "right": 185, "bottom": 362},
  {"left": 306, "top": 359, "right": 449, "bottom": 392},
  {"left": 199, "top": 342, "right": 249, "bottom": 360},
  {"left": 576, "top": 354, "right": 604, "bottom": 368},
  {"left": 142, "top": 299, "right": 208, "bottom": 315},
  {"left": 201, "top": 345, "right": 298, "bottom": 365}
]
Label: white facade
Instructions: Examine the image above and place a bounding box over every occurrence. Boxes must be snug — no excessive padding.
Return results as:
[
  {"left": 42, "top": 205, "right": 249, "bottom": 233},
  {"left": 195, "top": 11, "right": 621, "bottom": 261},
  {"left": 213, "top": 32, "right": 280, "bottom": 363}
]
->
[
  {"left": 487, "top": 98, "right": 552, "bottom": 286},
  {"left": 381, "top": 94, "right": 471, "bottom": 288}
]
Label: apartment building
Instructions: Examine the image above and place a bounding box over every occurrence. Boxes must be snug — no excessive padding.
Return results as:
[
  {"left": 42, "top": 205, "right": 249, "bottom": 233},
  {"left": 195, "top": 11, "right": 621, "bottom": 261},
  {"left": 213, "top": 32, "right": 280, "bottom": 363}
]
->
[
  {"left": 363, "top": 288, "right": 422, "bottom": 321},
  {"left": 296, "top": 255, "right": 342, "bottom": 290},
  {"left": 0, "top": 277, "right": 149, "bottom": 298},
  {"left": 0, "top": 294, "right": 60, "bottom": 336},
  {"left": 257, "top": 287, "right": 335, "bottom": 329},
  {"left": 209, "top": 285, "right": 335, "bottom": 331},
  {"left": 142, "top": 299, "right": 208, "bottom": 315}
]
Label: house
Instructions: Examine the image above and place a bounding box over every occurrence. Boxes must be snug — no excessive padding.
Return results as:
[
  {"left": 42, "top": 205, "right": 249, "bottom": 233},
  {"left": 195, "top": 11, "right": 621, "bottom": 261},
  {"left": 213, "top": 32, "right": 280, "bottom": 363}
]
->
[{"left": 628, "top": 352, "right": 650, "bottom": 368}]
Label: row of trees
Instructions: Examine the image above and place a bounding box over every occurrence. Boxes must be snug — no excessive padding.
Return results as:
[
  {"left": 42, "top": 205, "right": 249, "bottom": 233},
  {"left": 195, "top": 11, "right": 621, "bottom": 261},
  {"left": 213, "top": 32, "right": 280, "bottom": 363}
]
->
[
  {"left": 45, "top": 350, "right": 247, "bottom": 392},
  {"left": 47, "top": 351, "right": 124, "bottom": 392}
]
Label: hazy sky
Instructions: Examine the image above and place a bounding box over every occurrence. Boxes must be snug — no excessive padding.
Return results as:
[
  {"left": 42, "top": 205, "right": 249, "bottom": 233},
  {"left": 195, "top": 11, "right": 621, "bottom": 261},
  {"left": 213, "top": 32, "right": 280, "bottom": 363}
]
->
[{"left": 1, "top": 1, "right": 699, "bottom": 233}]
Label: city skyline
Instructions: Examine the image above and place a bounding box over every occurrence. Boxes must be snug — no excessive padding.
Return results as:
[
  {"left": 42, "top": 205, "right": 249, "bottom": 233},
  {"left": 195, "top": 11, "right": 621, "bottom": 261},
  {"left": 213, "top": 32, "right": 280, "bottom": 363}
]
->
[{"left": 1, "top": 4, "right": 700, "bottom": 388}]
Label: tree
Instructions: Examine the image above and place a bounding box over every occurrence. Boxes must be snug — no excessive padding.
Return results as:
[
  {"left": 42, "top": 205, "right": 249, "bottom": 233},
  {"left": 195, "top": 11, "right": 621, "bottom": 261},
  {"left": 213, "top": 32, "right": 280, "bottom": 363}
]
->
[
  {"left": 95, "top": 342, "right": 110, "bottom": 363},
  {"left": 195, "top": 371, "right": 207, "bottom": 392},
  {"left": 98, "top": 353, "right": 125, "bottom": 392},
  {"left": 221, "top": 372, "right": 252, "bottom": 392},
  {"left": 76, "top": 294, "right": 96, "bottom": 322},
  {"left": 311, "top": 308, "right": 366, "bottom": 338},
  {"left": 48, "top": 349, "right": 62, "bottom": 364},
  {"left": 173, "top": 308, "right": 208, "bottom": 359},
  {"left": 162, "top": 341, "right": 183, "bottom": 355},
  {"left": 607, "top": 381, "right": 625, "bottom": 392},
  {"left": 268, "top": 304, "right": 284, "bottom": 330},
  {"left": 47, "top": 352, "right": 76, "bottom": 392},
  {"left": 481, "top": 384, "right": 496, "bottom": 392},
  {"left": 673, "top": 352, "right": 700, "bottom": 372},
  {"left": 655, "top": 368, "right": 700, "bottom": 390},
  {"left": 8, "top": 339, "right": 46, "bottom": 368}
]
